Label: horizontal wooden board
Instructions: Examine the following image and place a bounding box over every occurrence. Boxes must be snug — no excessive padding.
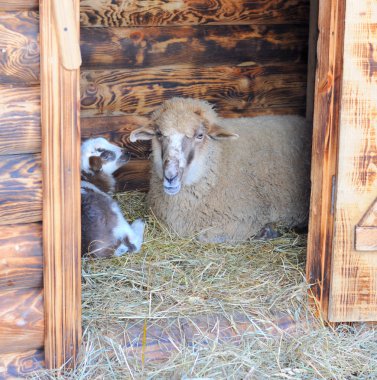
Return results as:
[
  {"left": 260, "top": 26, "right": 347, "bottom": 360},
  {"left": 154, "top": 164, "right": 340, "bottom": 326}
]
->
[
  {"left": 0, "top": 85, "right": 40, "bottom": 155},
  {"left": 81, "top": 115, "right": 151, "bottom": 158},
  {"left": 80, "top": 0, "right": 310, "bottom": 27},
  {"left": 0, "top": 1, "right": 38, "bottom": 11},
  {"left": 115, "top": 159, "right": 151, "bottom": 192},
  {"left": 0, "top": 349, "right": 44, "bottom": 379},
  {"left": 80, "top": 65, "right": 307, "bottom": 118},
  {"left": 0, "top": 287, "right": 44, "bottom": 355},
  {"left": 0, "top": 223, "right": 43, "bottom": 290},
  {"left": 0, "top": 11, "right": 39, "bottom": 84},
  {"left": 81, "top": 24, "right": 308, "bottom": 70},
  {"left": 0, "top": 153, "right": 42, "bottom": 225}
]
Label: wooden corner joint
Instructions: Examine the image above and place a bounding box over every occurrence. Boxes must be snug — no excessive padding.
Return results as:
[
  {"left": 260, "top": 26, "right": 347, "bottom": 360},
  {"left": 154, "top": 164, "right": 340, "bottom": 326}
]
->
[{"left": 355, "top": 197, "right": 377, "bottom": 251}]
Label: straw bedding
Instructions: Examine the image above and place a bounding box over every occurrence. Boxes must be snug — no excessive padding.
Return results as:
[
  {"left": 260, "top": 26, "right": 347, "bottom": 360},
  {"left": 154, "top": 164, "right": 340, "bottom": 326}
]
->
[{"left": 34, "top": 192, "right": 377, "bottom": 379}]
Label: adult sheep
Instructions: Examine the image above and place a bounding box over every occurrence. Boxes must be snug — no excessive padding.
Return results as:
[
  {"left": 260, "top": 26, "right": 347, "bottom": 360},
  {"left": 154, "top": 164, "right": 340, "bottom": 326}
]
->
[{"left": 130, "top": 97, "right": 311, "bottom": 243}]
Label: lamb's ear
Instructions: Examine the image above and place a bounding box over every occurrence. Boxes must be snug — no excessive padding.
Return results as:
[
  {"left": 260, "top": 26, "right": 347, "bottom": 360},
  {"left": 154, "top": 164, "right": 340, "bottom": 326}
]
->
[
  {"left": 208, "top": 125, "right": 239, "bottom": 140},
  {"left": 89, "top": 156, "right": 103, "bottom": 172},
  {"left": 130, "top": 126, "right": 156, "bottom": 142}
]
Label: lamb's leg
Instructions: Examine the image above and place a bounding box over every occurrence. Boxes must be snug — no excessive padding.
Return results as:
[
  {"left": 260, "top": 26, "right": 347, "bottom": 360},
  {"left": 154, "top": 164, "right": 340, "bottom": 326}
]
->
[{"left": 255, "top": 223, "right": 281, "bottom": 240}]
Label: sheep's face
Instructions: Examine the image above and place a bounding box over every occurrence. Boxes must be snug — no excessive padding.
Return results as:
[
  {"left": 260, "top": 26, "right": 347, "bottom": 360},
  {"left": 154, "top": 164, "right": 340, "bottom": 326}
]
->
[
  {"left": 130, "top": 98, "right": 238, "bottom": 195},
  {"left": 81, "top": 137, "right": 130, "bottom": 176}
]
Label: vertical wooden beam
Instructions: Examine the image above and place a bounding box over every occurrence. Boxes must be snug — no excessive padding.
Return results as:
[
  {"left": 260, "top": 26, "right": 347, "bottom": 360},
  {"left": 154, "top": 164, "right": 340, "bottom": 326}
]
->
[
  {"left": 40, "top": 0, "right": 81, "bottom": 369},
  {"left": 306, "top": 0, "right": 319, "bottom": 122},
  {"left": 306, "top": 0, "right": 345, "bottom": 320}
]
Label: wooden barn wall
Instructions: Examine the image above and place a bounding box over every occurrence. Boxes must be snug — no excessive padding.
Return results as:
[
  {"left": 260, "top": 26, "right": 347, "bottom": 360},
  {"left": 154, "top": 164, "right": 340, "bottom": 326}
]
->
[
  {"left": 79, "top": 0, "right": 310, "bottom": 192},
  {"left": 0, "top": 1, "right": 44, "bottom": 378}
]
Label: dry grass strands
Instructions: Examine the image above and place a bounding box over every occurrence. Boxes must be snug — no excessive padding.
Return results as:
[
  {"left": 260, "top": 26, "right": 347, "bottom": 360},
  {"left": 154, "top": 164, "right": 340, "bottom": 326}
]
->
[{"left": 33, "top": 192, "right": 377, "bottom": 379}]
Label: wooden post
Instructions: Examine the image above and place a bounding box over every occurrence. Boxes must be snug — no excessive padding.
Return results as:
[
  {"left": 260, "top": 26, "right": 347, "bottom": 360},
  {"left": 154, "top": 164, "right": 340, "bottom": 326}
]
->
[
  {"left": 306, "top": 0, "right": 345, "bottom": 320},
  {"left": 40, "top": 0, "right": 81, "bottom": 369}
]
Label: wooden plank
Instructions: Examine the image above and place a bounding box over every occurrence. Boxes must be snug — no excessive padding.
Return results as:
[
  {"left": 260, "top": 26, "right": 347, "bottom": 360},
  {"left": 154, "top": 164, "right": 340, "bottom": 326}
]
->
[
  {"left": 305, "top": 0, "right": 319, "bottom": 121},
  {"left": 355, "top": 227, "right": 377, "bottom": 251},
  {"left": 0, "top": 288, "right": 44, "bottom": 355},
  {"left": 115, "top": 159, "right": 151, "bottom": 192},
  {"left": 0, "top": 11, "right": 39, "bottom": 84},
  {"left": 358, "top": 198, "right": 377, "bottom": 226},
  {"left": 80, "top": 0, "right": 310, "bottom": 27},
  {"left": 306, "top": 0, "right": 345, "bottom": 320},
  {"left": 40, "top": 0, "right": 81, "bottom": 369},
  {"left": 0, "top": 223, "right": 43, "bottom": 290},
  {"left": 0, "top": 85, "right": 40, "bottom": 155},
  {"left": 81, "top": 115, "right": 151, "bottom": 159},
  {"left": 81, "top": 24, "right": 309, "bottom": 70},
  {"left": 0, "top": 1, "right": 38, "bottom": 11},
  {"left": 0, "top": 154, "right": 42, "bottom": 226},
  {"left": 0, "top": 349, "right": 44, "bottom": 379},
  {"left": 81, "top": 65, "right": 307, "bottom": 118},
  {"left": 328, "top": 0, "right": 377, "bottom": 321}
]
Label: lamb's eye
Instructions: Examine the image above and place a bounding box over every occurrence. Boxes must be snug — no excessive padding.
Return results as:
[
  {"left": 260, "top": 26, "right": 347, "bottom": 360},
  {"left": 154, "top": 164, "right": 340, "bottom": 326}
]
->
[
  {"left": 155, "top": 130, "right": 163, "bottom": 138},
  {"left": 196, "top": 133, "right": 204, "bottom": 140},
  {"left": 100, "top": 150, "right": 114, "bottom": 160}
]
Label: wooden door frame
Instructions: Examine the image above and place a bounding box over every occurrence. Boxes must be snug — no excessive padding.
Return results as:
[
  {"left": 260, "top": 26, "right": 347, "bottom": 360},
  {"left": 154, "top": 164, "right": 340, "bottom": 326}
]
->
[
  {"left": 40, "top": 0, "right": 82, "bottom": 369},
  {"left": 306, "top": 0, "right": 346, "bottom": 320}
]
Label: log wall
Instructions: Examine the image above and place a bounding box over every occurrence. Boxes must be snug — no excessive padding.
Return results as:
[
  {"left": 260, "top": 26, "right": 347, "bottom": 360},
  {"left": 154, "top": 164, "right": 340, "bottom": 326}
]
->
[
  {"left": 0, "top": 1, "right": 44, "bottom": 377},
  {"left": 80, "top": 0, "right": 310, "bottom": 191}
]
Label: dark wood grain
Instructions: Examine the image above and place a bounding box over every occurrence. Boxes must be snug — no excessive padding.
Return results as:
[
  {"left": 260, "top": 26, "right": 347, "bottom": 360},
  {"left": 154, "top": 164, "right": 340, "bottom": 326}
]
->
[
  {"left": 81, "top": 24, "right": 308, "bottom": 70},
  {"left": 0, "top": 223, "right": 43, "bottom": 290},
  {"left": 0, "top": 153, "right": 42, "bottom": 226},
  {"left": 40, "top": 0, "right": 82, "bottom": 369},
  {"left": 0, "top": 288, "right": 44, "bottom": 355},
  {"left": 0, "top": 85, "right": 40, "bottom": 155},
  {"left": 81, "top": 65, "right": 307, "bottom": 118},
  {"left": 0, "top": 349, "right": 44, "bottom": 379},
  {"left": 81, "top": 115, "right": 151, "bottom": 158},
  {"left": 306, "top": 0, "right": 345, "bottom": 321},
  {"left": 115, "top": 159, "right": 151, "bottom": 192},
  {"left": 0, "top": 1, "right": 38, "bottom": 11},
  {"left": 0, "top": 11, "right": 39, "bottom": 84},
  {"left": 80, "top": 0, "right": 310, "bottom": 27}
]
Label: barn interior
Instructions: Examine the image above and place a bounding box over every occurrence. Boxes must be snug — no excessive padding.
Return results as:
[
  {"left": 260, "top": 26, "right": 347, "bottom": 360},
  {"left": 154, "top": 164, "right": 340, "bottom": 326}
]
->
[{"left": 2, "top": 0, "right": 377, "bottom": 378}]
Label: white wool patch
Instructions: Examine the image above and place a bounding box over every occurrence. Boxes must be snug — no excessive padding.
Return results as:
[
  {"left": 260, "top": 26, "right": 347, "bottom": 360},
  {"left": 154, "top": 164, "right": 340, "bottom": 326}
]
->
[
  {"left": 81, "top": 137, "right": 124, "bottom": 175},
  {"left": 81, "top": 180, "right": 111, "bottom": 198}
]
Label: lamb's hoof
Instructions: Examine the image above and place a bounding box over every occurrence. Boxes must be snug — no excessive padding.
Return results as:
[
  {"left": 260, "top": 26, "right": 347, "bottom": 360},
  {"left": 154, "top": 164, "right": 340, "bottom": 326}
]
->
[
  {"left": 127, "top": 219, "right": 145, "bottom": 252},
  {"left": 114, "top": 244, "right": 129, "bottom": 257},
  {"left": 256, "top": 225, "right": 281, "bottom": 240}
]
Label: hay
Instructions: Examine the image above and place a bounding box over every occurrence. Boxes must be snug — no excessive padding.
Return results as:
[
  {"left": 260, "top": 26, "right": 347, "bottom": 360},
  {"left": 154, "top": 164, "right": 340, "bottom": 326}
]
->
[{"left": 33, "top": 192, "right": 377, "bottom": 380}]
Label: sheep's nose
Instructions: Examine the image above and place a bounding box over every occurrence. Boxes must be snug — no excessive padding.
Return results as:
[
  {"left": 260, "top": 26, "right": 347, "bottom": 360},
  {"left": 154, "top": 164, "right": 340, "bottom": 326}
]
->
[{"left": 164, "top": 173, "right": 178, "bottom": 184}]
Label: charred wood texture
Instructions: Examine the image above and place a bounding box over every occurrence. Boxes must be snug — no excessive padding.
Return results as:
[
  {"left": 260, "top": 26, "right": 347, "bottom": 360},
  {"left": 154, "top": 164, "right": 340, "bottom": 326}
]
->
[
  {"left": 80, "top": 0, "right": 309, "bottom": 27},
  {"left": 0, "top": 153, "right": 42, "bottom": 225},
  {"left": 0, "top": 223, "right": 43, "bottom": 291}
]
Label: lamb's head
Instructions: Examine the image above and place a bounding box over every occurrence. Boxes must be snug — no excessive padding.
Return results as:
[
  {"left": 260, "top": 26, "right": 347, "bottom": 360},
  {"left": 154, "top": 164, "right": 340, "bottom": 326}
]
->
[
  {"left": 81, "top": 137, "right": 130, "bottom": 176},
  {"left": 130, "top": 98, "right": 238, "bottom": 195}
]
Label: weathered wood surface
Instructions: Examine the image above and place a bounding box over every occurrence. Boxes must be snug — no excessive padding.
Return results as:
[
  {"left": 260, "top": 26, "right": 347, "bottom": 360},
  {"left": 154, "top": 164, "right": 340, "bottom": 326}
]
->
[
  {"left": 329, "top": 0, "right": 377, "bottom": 322},
  {"left": 81, "top": 24, "right": 308, "bottom": 70},
  {"left": 81, "top": 65, "right": 307, "bottom": 118},
  {"left": 0, "top": 223, "right": 43, "bottom": 290},
  {"left": 40, "top": 0, "right": 81, "bottom": 369},
  {"left": 0, "top": 288, "right": 44, "bottom": 355},
  {"left": 0, "top": 86, "right": 40, "bottom": 155},
  {"left": 0, "top": 11, "right": 39, "bottom": 84},
  {"left": 115, "top": 159, "right": 151, "bottom": 192},
  {"left": 0, "top": 1, "right": 38, "bottom": 11},
  {"left": 0, "top": 154, "right": 42, "bottom": 226},
  {"left": 355, "top": 198, "right": 377, "bottom": 251},
  {"left": 0, "top": 349, "right": 44, "bottom": 379},
  {"left": 81, "top": 115, "right": 151, "bottom": 158},
  {"left": 306, "top": 0, "right": 345, "bottom": 320},
  {"left": 80, "top": 0, "right": 310, "bottom": 27}
]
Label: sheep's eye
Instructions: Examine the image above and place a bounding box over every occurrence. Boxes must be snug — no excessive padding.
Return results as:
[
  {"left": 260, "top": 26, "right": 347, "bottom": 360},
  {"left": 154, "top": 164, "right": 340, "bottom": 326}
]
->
[
  {"left": 155, "top": 130, "right": 163, "bottom": 138},
  {"left": 196, "top": 133, "right": 204, "bottom": 140}
]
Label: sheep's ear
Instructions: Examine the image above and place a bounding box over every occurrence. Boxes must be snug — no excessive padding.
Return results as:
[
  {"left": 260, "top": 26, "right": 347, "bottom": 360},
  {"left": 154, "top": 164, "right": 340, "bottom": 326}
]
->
[
  {"left": 89, "top": 156, "right": 102, "bottom": 172},
  {"left": 130, "top": 126, "right": 156, "bottom": 142},
  {"left": 208, "top": 125, "right": 239, "bottom": 140}
]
